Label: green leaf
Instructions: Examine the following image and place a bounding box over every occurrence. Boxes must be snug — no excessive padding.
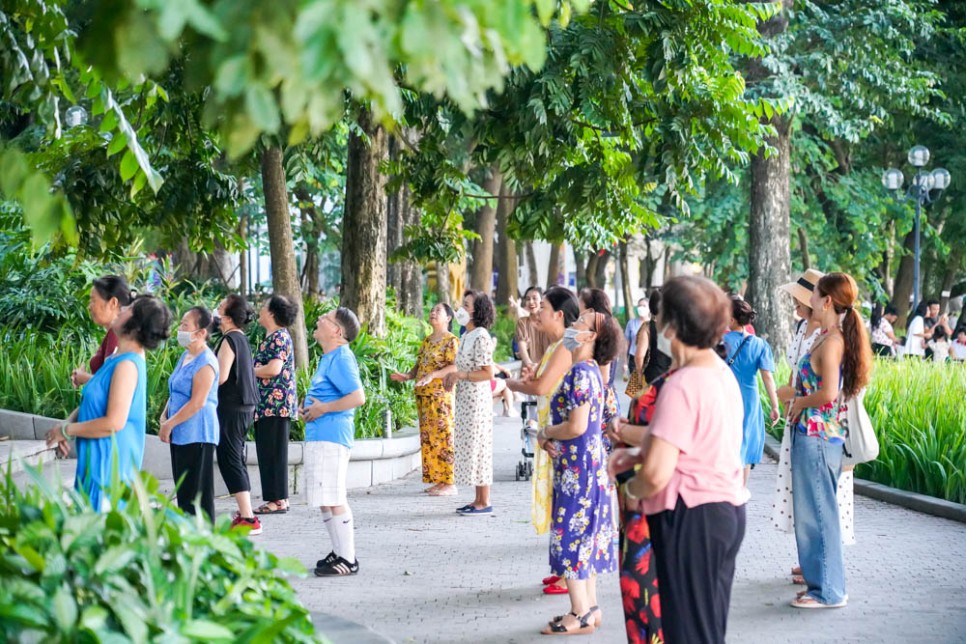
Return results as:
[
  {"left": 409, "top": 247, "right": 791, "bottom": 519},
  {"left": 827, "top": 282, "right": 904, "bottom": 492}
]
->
[
  {"left": 94, "top": 545, "right": 137, "bottom": 575},
  {"left": 52, "top": 584, "right": 78, "bottom": 631},
  {"left": 106, "top": 132, "right": 127, "bottom": 157},
  {"left": 181, "top": 619, "right": 234, "bottom": 641},
  {"left": 119, "top": 149, "right": 139, "bottom": 182},
  {"left": 245, "top": 84, "right": 281, "bottom": 132}
]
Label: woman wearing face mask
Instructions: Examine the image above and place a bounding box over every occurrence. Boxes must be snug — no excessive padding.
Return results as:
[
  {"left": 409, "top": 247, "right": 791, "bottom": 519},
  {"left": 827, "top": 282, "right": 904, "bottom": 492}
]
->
[
  {"left": 71, "top": 275, "right": 133, "bottom": 387},
  {"left": 213, "top": 294, "right": 261, "bottom": 534},
  {"left": 46, "top": 295, "right": 171, "bottom": 511},
  {"left": 611, "top": 276, "right": 747, "bottom": 644},
  {"left": 159, "top": 306, "right": 221, "bottom": 521},
  {"left": 391, "top": 303, "right": 460, "bottom": 497},
  {"left": 506, "top": 286, "right": 580, "bottom": 593},
  {"left": 444, "top": 291, "right": 496, "bottom": 515},
  {"left": 536, "top": 310, "right": 621, "bottom": 635},
  {"left": 639, "top": 289, "right": 672, "bottom": 385}
]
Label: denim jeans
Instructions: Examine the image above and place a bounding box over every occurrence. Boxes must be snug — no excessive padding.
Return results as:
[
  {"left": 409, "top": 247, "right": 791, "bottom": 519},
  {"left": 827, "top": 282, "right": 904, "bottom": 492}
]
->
[{"left": 791, "top": 430, "right": 847, "bottom": 604}]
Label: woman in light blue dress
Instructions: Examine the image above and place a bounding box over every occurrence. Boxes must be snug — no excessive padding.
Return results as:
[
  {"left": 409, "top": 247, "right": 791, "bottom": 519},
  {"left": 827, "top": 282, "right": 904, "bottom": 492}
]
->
[
  {"left": 160, "top": 306, "right": 220, "bottom": 521},
  {"left": 722, "top": 297, "right": 779, "bottom": 485},
  {"left": 46, "top": 296, "right": 172, "bottom": 511}
]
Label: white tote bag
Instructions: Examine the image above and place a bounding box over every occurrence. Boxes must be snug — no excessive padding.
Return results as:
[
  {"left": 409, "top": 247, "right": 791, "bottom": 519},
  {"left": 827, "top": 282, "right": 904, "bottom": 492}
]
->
[{"left": 842, "top": 391, "right": 879, "bottom": 466}]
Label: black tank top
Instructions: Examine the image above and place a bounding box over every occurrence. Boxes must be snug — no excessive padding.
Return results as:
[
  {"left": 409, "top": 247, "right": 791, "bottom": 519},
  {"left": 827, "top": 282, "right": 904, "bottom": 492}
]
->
[
  {"left": 643, "top": 320, "right": 672, "bottom": 383},
  {"left": 215, "top": 331, "right": 258, "bottom": 411}
]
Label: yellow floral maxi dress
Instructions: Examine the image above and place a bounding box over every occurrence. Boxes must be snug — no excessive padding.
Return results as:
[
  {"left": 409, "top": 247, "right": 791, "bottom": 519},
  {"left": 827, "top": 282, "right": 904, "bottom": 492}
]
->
[
  {"left": 532, "top": 339, "right": 565, "bottom": 534},
  {"left": 414, "top": 333, "right": 459, "bottom": 485}
]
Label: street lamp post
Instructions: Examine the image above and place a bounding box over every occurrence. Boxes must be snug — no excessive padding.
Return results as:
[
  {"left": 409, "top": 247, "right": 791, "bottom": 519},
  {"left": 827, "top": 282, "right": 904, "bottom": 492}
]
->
[{"left": 882, "top": 145, "right": 952, "bottom": 310}]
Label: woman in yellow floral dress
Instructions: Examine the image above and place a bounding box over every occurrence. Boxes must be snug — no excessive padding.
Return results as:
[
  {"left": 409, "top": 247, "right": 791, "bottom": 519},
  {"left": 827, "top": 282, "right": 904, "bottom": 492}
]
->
[{"left": 392, "top": 303, "right": 459, "bottom": 496}]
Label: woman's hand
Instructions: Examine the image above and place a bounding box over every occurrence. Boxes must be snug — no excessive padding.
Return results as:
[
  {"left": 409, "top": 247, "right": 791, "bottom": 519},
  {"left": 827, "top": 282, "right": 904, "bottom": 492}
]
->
[
  {"left": 776, "top": 385, "right": 795, "bottom": 409},
  {"left": 158, "top": 419, "right": 174, "bottom": 444},
  {"left": 787, "top": 397, "right": 807, "bottom": 423},
  {"left": 71, "top": 367, "right": 92, "bottom": 388},
  {"left": 537, "top": 429, "right": 559, "bottom": 458},
  {"left": 442, "top": 372, "right": 461, "bottom": 391},
  {"left": 389, "top": 372, "right": 410, "bottom": 383},
  {"left": 608, "top": 447, "right": 641, "bottom": 481},
  {"left": 603, "top": 419, "right": 622, "bottom": 445},
  {"left": 414, "top": 373, "right": 433, "bottom": 387},
  {"left": 45, "top": 424, "right": 71, "bottom": 457}
]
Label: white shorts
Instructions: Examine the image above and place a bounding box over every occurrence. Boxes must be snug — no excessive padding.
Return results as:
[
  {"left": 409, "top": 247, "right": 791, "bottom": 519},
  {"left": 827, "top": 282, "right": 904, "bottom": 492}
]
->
[{"left": 304, "top": 441, "right": 350, "bottom": 507}]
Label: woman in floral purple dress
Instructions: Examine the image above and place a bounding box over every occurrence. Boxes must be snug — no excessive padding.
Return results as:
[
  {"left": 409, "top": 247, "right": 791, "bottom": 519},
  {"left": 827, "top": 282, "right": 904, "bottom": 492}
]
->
[{"left": 536, "top": 310, "right": 621, "bottom": 635}]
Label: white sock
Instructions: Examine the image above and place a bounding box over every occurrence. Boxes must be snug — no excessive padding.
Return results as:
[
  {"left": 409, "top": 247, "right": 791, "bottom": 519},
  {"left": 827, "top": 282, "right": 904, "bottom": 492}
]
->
[
  {"left": 332, "top": 507, "right": 355, "bottom": 563},
  {"left": 322, "top": 509, "right": 339, "bottom": 554}
]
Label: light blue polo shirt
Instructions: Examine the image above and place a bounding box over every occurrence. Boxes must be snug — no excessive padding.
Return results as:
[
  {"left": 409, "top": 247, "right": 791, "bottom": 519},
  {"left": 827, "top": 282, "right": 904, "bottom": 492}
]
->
[
  {"left": 168, "top": 348, "right": 220, "bottom": 445},
  {"left": 304, "top": 344, "right": 363, "bottom": 448}
]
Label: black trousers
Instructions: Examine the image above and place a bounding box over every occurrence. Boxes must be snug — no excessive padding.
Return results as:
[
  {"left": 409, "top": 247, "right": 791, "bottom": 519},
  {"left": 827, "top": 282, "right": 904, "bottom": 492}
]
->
[
  {"left": 216, "top": 407, "right": 253, "bottom": 494},
  {"left": 254, "top": 417, "right": 290, "bottom": 502},
  {"left": 170, "top": 442, "right": 216, "bottom": 521},
  {"left": 647, "top": 499, "right": 746, "bottom": 644}
]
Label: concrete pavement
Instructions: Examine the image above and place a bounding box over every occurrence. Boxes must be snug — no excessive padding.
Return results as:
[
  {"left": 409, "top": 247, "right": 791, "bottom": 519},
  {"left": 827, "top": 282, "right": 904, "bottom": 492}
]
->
[{"left": 223, "top": 406, "right": 966, "bottom": 644}]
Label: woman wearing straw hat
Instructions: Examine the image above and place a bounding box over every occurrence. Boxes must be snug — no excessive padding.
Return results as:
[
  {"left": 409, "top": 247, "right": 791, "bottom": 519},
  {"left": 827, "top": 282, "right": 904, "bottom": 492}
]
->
[{"left": 774, "top": 269, "right": 856, "bottom": 586}]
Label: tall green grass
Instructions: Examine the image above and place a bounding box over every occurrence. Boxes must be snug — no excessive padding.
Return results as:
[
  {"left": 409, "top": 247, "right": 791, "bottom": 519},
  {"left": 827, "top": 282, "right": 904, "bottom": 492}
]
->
[{"left": 761, "top": 358, "right": 966, "bottom": 504}]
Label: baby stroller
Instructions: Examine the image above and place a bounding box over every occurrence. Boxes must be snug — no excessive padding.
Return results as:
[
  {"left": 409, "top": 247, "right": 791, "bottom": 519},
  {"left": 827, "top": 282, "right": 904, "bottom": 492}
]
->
[{"left": 515, "top": 399, "right": 538, "bottom": 481}]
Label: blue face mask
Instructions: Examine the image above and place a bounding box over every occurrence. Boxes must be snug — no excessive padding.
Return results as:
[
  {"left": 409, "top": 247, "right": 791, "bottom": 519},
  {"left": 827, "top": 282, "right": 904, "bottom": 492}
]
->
[{"left": 562, "top": 327, "right": 584, "bottom": 352}]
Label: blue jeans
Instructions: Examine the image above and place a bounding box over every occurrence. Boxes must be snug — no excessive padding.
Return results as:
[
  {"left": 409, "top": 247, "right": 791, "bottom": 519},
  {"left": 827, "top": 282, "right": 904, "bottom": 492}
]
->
[{"left": 791, "top": 431, "right": 846, "bottom": 604}]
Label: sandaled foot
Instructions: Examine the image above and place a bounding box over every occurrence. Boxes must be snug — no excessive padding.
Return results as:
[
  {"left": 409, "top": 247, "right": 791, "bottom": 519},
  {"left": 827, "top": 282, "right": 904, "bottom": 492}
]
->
[
  {"left": 254, "top": 501, "right": 288, "bottom": 515},
  {"left": 792, "top": 574, "right": 806, "bottom": 585},
  {"left": 424, "top": 484, "right": 442, "bottom": 494},
  {"left": 791, "top": 565, "right": 802, "bottom": 575},
  {"left": 541, "top": 611, "right": 595, "bottom": 635},
  {"left": 551, "top": 606, "right": 601, "bottom": 629},
  {"left": 428, "top": 484, "right": 457, "bottom": 496},
  {"left": 791, "top": 595, "right": 847, "bottom": 609}
]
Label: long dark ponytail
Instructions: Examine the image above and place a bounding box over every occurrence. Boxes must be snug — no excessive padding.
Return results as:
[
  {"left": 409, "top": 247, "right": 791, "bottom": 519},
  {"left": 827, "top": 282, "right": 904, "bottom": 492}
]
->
[{"left": 816, "top": 273, "right": 872, "bottom": 399}]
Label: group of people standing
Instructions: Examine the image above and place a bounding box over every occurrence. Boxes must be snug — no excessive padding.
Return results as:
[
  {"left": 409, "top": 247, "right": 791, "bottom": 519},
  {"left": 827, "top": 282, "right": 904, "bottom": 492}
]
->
[{"left": 45, "top": 275, "right": 371, "bottom": 577}]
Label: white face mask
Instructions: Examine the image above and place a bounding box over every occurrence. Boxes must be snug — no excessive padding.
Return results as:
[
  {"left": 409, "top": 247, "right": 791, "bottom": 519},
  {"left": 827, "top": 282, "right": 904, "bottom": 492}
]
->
[
  {"left": 656, "top": 325, "right": 673, "bottom": 356},
  {"left": 454, "top": 307, "right": 471, "bottom": 327},
  {"left": 636, "top": 306, "right": 648, "bottom": 318},
  {"left": 177, "top": 330, "right": 195, "bottom": 348}
]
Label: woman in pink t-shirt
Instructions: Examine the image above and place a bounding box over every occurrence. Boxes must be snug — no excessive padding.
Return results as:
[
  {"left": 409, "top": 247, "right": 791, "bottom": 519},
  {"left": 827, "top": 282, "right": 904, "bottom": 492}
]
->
[{"left": 612, "top": 276, "right": 748, "bottom": 644}]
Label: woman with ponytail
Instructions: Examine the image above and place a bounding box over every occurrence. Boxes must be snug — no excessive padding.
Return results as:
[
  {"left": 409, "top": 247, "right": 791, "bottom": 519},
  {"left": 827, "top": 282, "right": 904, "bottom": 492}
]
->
[{"left": 786, "top": 272, "right": 872, "bottom": 609}]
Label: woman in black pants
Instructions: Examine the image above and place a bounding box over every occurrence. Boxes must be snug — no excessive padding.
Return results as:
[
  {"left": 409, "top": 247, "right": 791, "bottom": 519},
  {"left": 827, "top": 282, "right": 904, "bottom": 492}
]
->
[
  {"left": 252, "top": 295, "right": 298, "bottom": 515},
  {"left": 215, "top": 294, "right": 261, "bottom": 534}
]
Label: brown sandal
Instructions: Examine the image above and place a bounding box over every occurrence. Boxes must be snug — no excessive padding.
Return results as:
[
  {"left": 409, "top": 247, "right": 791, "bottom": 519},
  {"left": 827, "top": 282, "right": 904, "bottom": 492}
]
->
[
  {"left": 254, "top": 501, "right": 288, "bottom": 514},
  {"left": 541, "top": 611, "right": 595, "bottom": 636}
]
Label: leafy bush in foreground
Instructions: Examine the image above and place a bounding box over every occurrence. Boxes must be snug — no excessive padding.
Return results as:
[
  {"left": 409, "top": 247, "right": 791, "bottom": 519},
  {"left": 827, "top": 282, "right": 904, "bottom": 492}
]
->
[{"left": 0, "top": 466, "right": 320, "bottom": 642}]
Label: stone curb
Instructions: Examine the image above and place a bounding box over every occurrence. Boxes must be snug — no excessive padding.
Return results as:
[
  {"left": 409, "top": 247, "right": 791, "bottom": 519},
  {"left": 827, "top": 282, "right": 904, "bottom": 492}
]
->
[
  {"left": 311, "top": 612, "right": 394, "bottom": 644},
  {"left": 763, "top": 434, "right": 966, "bottom": 524}
]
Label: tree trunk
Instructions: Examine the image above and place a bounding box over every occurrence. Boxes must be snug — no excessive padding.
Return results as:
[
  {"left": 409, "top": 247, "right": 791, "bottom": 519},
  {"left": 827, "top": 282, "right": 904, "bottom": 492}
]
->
[
  {"left": 547, "top": 243, "right": 567, "bottom": 290},
  {"left": 595, "top": 250, "right": 611, "bottom": 289},
  {"left": 239, "top": 210, "right": 248, "bottom": 300},
  {"left": 261, "top": 145, "right": 310, "bottom": 370},
  {"left": 470, "top": 168, "right": 502, "bottom": 293},
  {"left": 386, "top": 134, "right": 423, "bottom": 316},
  {"left": 892, "top": 229, "right": 916, "bottom": 327},
  {"left": 585, "top": 252, "right": 600, "bottom": 288},
  {"left": 940, "top": 248, "right": 962, "bottom": 312},
  {"left": 398, "top": 185, "right": 423, "bottom": 317},
  {"left": 796, "top": 227, "right": 810, "bottom": 270},
  {"left": 494, "top": 183, "right": 518, "bottom": 305},
  {"left": 574, "top": 250, "right": 586, "bottom": 289},
  {"left": 620, "top": 239, "right": 634, "bottom": 321},
  {"left": 341, "top": 109, "right": 389, "bottom": 337},
  {"left": 525, "top": 241, "right": 540, "bottom": 290},
  {"left": 745, "top": 0, "right": 793, "bottom": 352},
  {"left": 434, "top": 261, "right": 451, "bottom": 305}
]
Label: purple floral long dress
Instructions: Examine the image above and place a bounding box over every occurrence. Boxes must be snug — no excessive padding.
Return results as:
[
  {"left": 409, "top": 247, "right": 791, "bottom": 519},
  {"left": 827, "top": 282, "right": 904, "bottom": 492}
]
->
[{"left": 549, "top": 360, "right": 619, "bottom": 579}]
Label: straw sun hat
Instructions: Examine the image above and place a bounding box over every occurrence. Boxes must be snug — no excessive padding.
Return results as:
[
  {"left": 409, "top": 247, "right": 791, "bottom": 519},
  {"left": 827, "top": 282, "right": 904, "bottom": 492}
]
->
[{"left": 779, "top": 269, "right": 825, "bottom": 309}]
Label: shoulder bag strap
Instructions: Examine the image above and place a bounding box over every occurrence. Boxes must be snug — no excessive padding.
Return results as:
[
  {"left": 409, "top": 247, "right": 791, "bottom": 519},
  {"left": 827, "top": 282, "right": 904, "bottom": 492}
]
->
[{"left": 727, "top": 334, "right": 752, "bottom": 366}]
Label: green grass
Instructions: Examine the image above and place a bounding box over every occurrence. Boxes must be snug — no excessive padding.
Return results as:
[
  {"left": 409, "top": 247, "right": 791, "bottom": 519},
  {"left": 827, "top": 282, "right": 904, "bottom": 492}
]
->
[{"left": 761, "top": 358, "right": 966, "bottom": 504}]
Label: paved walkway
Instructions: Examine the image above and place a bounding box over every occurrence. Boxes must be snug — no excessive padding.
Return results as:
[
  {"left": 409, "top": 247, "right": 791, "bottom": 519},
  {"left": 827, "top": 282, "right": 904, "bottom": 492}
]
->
[{"left": 224, "top": 406, "right": 966, "bottom": 644}]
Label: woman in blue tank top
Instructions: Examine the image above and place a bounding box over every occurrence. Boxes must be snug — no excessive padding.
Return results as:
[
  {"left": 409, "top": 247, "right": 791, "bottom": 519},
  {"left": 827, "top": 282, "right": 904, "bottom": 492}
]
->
[{"left": 46, "top": 296, "right": 172, "bottom": 511}]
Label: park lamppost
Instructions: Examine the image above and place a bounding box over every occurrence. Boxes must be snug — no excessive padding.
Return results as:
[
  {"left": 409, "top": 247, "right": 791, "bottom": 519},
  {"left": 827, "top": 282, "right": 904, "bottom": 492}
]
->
[{"left": 882, "top": 145, "right": 952, "bottom": 309}]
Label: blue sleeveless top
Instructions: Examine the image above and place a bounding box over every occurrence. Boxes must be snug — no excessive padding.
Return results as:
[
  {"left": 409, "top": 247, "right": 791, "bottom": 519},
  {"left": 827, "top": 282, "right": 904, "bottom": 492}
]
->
[
  {"left": 75, "top": 352, "right": 147, "bottom": 511},
  {"left": 168, "top": 348, "right": 220, "bottom": 445}
]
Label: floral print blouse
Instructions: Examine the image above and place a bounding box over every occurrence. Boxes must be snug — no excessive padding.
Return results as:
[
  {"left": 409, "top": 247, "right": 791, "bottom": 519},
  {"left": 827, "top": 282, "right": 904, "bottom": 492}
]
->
[
  {"left": 414, "top": 333, "right": 459, "bottom": 397},
  {"left": 795, "top": 351, "right": 846, "bottom": 443},
  {"left": 254, "top": 328, "right": 297, "bottom": 420}
]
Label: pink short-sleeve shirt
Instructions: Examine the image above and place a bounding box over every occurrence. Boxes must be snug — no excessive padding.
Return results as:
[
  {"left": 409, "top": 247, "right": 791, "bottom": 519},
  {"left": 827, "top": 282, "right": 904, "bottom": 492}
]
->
[{"left": 642, "top": 363, "right": 750, "bottom": 515}]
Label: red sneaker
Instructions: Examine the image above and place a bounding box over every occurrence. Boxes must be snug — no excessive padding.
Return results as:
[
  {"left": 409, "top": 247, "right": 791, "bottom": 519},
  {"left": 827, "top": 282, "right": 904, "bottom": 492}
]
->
[{"left": 230, "top": 515, "right": 263, "bottom": 536}]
